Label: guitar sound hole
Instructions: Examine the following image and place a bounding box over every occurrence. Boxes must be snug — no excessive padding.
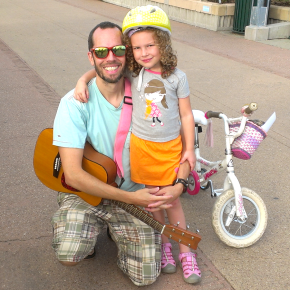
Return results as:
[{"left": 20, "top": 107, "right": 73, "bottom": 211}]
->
[{"left": 61, "top": 173, "right": 80, "bottom": 192}]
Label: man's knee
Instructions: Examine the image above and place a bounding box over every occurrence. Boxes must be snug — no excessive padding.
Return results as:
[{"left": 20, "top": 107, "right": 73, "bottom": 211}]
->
[{"left": 130, "top": 276, "right": 158, "bottom": 287}]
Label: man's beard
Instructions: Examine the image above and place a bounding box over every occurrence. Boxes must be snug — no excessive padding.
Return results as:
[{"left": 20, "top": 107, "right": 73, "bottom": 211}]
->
[{"left": 94, "top": 61, "right": 125, "bottom": 84}]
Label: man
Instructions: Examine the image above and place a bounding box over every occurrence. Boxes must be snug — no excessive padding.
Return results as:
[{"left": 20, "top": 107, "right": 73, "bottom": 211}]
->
[{"left": 52, "top": 22, "right": 188, "bottom": 286}]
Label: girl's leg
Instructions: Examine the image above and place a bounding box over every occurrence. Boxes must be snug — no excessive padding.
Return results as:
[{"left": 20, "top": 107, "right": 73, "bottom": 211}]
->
[
  {"left": 166, "top": 197, "right": 201, "bottom": 284},
  {"left": 152, "top": 209, "right": 176, "bottom": 274},
  {"left": 146, "top": 185, "right": 168, "bottom": 244},
  {"left": 165, "top": 197, "right": 190, "bottom": 253},
  {"left": 152, "top": 209, "right": 168, "bottom": 244},
  {"left": 147, "top": 185, "right": 176, "bottom": 274}
]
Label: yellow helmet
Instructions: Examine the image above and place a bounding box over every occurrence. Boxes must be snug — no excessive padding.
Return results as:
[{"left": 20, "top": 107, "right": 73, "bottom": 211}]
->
[{"left": 122, "top": 5, "right": 171, "bottom": 36}]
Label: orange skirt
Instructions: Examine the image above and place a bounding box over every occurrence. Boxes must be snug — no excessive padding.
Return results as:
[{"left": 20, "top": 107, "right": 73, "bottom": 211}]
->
[{"left": 130, "top": 134, "right": 182, "bottom": 186}]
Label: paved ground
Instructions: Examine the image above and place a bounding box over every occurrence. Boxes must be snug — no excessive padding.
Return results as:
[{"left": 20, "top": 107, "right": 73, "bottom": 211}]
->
[{"left": 1, "top": 0, "right": 290, "bottom": 289}]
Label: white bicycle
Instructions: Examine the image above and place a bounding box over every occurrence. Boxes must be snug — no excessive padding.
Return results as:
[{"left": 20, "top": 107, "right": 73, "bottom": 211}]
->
[{"left": 187, "top": 103, "right": 276, "bottom": 248}]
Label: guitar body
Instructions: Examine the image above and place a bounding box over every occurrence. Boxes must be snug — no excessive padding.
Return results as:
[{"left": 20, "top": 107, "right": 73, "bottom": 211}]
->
[{"left": 33, "top": 128, "right": 117, "bottom": 206}]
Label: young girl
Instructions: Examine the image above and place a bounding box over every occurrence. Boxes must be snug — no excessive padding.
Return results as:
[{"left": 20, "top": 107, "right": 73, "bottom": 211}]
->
[{"left": 74, "top": 5, "right": 201, "bottom": 284}]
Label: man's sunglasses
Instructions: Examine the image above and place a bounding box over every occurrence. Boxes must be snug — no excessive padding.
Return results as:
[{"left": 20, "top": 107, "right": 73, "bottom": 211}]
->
[{"left": 90, "top": 45, "right": 126, "bottom": 59}]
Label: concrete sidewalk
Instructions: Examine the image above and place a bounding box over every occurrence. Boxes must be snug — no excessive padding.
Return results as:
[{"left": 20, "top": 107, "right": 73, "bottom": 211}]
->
[{"left": 1, "top": 0, "right": 290, "bottom": 289}]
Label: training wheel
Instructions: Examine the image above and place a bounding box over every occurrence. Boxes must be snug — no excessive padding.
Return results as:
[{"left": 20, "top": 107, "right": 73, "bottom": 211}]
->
[{"left": 187, "top": 171, "right": 200, "bottom": 195}]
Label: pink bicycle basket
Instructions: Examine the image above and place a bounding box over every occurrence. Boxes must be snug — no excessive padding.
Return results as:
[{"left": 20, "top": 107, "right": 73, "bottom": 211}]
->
[{"left": 229, "top": 121, "right": 267, "bottom": 160}]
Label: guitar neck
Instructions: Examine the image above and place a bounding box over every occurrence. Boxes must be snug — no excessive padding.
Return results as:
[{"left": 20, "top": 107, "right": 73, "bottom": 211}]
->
[{"left": 112, "top": 200, "right": 164, "bottom": 232}]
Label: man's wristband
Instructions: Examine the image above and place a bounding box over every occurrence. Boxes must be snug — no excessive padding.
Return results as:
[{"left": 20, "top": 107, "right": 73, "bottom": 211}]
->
[{"left": 173, "top": 178, "right": 188, "bottom": 193}]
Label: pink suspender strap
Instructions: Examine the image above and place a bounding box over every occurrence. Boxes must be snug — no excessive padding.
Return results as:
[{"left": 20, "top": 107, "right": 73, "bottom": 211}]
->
[{"left": 113, "top": 78, "right": 132, "bottom": 179}]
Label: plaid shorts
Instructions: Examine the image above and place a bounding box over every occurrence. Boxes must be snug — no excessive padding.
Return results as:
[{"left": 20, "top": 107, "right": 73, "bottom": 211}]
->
[{"left": 51, "top": 192, "right": 161, "bottom": 286}]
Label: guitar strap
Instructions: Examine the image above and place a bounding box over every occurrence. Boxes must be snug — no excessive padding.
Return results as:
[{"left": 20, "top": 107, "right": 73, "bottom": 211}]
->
[{"left": 113, "top": 77, "right": 132, "bottom": 181}]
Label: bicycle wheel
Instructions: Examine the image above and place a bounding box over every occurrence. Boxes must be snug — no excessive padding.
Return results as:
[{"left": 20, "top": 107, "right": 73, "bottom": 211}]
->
[
  {"left": 212, "top": 187, "right": 267, "bottom": 248},
  {"left": 187, "top": 171, "right": 200, "bottom": 195}
]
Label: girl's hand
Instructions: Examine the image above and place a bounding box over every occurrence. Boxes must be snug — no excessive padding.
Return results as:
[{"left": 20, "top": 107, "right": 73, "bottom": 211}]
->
[
  {"left": 74, "top": 79, "right": 89, "bottom": 103},
  {"left": 180, "top": 150, "right": 196, "bottom": 171}
]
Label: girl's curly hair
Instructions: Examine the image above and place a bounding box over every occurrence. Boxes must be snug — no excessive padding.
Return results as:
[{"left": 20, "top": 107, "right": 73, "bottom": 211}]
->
[{"left": 123, "top": 27, "right": 177, "bottom": 79}]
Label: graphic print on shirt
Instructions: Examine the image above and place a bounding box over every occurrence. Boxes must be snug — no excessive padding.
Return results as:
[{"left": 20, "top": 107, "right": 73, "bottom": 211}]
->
[{"left": 143, "top": 79, "right": 168, "bottom": 127}]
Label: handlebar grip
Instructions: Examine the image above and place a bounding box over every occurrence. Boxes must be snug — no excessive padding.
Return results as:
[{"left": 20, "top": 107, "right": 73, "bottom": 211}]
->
[
  {"left": 244, "top": 102, "right": 258, "bottom": 114},
  {"left": 205, "top": 111, "right": 222, "bottom": 119}
]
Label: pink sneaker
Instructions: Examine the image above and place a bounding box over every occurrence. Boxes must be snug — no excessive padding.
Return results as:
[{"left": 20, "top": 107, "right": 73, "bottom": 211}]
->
[
  {"left": 161, "top": 243, "right": 176, "bottom": 273},
  {"left": 179, "top": 252, "right": 201, "bottom": 284}
]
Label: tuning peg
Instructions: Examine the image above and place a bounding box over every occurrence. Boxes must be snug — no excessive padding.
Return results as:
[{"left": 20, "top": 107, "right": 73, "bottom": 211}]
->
[
  {"left": 174, "top": 221, "right": 180, "bottom": 227},
  {"left": 186, "top": 225, "right": 190, "bottom": 229},
  {"left": 196, "top": 229, "right": 200, "bottom": 233}
]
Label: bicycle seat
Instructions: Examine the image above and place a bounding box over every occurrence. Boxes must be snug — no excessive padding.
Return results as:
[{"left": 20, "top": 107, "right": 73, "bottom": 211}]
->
[{"left": 192, "top": 110, "right": 208, "bottom": 126}]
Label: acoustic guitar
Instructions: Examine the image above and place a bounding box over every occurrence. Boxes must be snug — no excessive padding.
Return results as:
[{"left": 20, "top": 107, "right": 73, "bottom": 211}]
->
[{"left": 33, "top": 128, "right": 201, "bottom": 250}]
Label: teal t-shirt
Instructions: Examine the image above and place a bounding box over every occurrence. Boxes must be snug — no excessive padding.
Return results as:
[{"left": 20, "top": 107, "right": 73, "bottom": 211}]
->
[{"left": 53, "top": 78, "right": 142, "bottom": 192}]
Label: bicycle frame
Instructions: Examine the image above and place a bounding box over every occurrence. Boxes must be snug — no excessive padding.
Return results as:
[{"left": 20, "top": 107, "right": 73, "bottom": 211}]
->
[{"left": 193, "top": 114, "right": 249, "bottom": 221}]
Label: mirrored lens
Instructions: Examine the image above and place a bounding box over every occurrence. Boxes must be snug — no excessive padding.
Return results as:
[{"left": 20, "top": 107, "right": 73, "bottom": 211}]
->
[
  {"left": 94, "top": 47, "right": 109, "bottom": 59},
  {"left": 112, "top": 45, "right": 126, "bottom": 57}
]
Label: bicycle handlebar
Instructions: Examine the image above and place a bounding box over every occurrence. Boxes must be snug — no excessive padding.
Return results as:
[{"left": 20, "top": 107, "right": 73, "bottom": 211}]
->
[
  {"left": 205, "top": 111, "right": 222, "bottom": 119},
  {"left": 243, "top": 102, "right": 258, "bottom": 115},
  {"left": 205, "top": 103, "right": 258, "bottom": 120}
]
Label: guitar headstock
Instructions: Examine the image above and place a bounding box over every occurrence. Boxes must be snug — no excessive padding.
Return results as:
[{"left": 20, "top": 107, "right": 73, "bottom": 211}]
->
[{"left": 162, "top": 225, "right": 201, "bottom": 250}]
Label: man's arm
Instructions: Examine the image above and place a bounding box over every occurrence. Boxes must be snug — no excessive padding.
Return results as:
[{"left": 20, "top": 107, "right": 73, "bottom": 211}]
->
[{"left": 59, "top": 146, "right": 173, "bottom": 208}]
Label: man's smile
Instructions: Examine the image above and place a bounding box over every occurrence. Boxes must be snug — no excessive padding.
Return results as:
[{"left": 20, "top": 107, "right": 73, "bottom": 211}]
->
[{"left": 104, "top": 66, "right": 119, "bottom": 71}]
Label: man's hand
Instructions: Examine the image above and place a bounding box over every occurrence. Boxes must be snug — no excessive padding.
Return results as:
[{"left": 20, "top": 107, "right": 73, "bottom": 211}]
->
[
  {"left": 131, "top": 187, "right": 173, "bottom": 210},
  {"left": 144, "top": 184, "right": 184, "bottom": 212}
]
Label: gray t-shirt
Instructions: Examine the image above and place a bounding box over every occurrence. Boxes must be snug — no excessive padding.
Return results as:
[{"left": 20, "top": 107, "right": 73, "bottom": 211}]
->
[{"left": 129, "top": 68, "right": 190, "bottom": 142}]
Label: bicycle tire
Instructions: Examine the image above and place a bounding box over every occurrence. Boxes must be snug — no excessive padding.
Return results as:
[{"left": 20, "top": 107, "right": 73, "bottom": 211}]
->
[
  {"left": 212, "top": 187, "right": 267, "bottom": 248},
  {"left": 187, "top": 170, "right": 200, "bottom": 195}
]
